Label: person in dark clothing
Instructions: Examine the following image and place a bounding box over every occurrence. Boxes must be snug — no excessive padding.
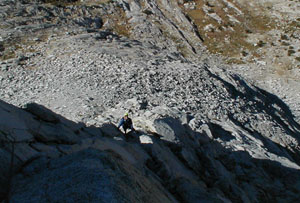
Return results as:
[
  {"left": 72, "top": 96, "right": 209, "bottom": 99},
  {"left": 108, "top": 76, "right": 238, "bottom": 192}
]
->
[{"left": 117, "top": 113, "right": 135, "bottom": 135}]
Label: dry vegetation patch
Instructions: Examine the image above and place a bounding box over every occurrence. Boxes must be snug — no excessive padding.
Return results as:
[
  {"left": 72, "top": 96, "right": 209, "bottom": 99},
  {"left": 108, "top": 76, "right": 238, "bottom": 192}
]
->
[
  {"left": 0, "top": 33, "right": 49, "bottom": 60},
  {"left": 178, "top": 0, "right": 275, "bottom": 63}
]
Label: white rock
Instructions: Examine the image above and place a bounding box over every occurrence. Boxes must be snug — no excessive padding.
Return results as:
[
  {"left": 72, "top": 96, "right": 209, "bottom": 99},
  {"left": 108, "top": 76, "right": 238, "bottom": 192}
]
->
[{"left": 139, "top": 134, "right": 153, "bottom": 144}]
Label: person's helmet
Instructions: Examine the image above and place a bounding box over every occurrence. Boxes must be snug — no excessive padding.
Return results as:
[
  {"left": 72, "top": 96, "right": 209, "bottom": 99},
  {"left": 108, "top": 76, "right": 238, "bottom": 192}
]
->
[{"left": 124, "top": 113, "right": 129, "bottom": 117}]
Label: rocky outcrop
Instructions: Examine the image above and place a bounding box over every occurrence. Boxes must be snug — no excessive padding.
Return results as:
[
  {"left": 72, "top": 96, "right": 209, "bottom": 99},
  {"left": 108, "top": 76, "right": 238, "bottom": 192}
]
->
[
  {"left": 1, "top": 0, "right": 300, "bottom": 202},
  {"left": 1, "top": 28, "right": 300, "bottom": 201},
  {"left": 1, "top": 94, "right": 300, "bottom": 202},
  {"left": 1, "top": 0, "right": 299, "bottom": 122},
  {"left": 0, "top": 100, "right": 175, "bottom": 202},
  {"left": 10, "top": 149, "right": 176, "bottom": 203}
]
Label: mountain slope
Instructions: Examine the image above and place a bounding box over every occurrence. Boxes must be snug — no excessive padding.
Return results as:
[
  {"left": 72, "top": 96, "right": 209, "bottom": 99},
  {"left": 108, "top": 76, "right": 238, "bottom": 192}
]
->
[
  {"left": 0, "top": 0, "right": 300, "bottom": 202},
  {"left": 1, "top": 74, "right": 300, "bottom": 202}
]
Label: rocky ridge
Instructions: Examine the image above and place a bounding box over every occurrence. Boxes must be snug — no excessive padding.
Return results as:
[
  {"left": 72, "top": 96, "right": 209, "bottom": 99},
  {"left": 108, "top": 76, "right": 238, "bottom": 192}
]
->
[
  {"left": 1, "top": 33, "right": 300, "bottom": 201},
  {"left": 1, "top": 89, "right": 300, "bottom": 202},
  {"left": 1, "top": 0, "right": 300, "bottom": 202},
  {"left": 1, "top": 0, "right": 300, "bottom": 122}
]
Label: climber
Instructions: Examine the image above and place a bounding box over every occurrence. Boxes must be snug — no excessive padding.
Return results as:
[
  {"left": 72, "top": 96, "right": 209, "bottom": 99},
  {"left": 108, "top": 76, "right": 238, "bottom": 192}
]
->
[{"left": 117, "top": 113, "right": 135, "bottom": 135}]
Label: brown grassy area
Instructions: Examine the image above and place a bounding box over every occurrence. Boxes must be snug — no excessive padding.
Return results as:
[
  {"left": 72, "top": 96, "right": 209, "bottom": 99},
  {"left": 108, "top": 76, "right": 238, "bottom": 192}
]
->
[
  {"left": 80, "top": 0, "right": 113, "bottom": 6},
  {"left": 82, "top": 0, "right": 131, "bottom": 37},
  {"left": 42, "top": 0, "right": 80, "bottom": 7},
  {"left": 0, "top": 33, "right": 49, "bottom": 61},
  {"left": 102, "top": 6, "right": 131, "bottom": 38},
  {"left": 178, "top": 0, "right": 275, "bottom": 62}
]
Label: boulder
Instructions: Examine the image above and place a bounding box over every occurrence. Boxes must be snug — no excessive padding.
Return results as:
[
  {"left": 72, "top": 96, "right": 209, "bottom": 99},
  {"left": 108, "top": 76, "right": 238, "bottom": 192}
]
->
[
  {"left": 153, "top": 117, "right": 185, "bottom": 143},
  {"left": 139, "top": 134, "right": 153, "bottom": 144}
]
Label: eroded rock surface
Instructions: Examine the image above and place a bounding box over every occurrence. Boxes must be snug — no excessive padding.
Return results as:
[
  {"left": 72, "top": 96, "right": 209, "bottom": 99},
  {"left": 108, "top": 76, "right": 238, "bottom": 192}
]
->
[
  {"left": 1, "top": 97, "right": 300, "bottom": 202},
  {"left": 1, "top": 0, "right": 300, "bottom": 202}
]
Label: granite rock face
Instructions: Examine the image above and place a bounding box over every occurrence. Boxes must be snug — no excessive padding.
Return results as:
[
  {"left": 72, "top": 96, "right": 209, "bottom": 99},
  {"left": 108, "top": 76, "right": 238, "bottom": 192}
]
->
[
  {"left": 1, "top": 0, "right": 300, "bottom": 202},
  {"left": 1, "top": 97, "right": 300, "bottom": 202},
  {"left": 10, "top": 149, "right": 175, "bottom": 203}
]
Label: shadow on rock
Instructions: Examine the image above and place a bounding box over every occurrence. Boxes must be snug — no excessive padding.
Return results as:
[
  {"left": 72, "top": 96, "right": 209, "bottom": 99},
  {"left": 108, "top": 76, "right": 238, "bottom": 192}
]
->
[
  {"left": 1, "top": 99, "right": 300, "bottom": 202},
  {"left": 204, "top": 64, "right": 300, "bottom": 165}
]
